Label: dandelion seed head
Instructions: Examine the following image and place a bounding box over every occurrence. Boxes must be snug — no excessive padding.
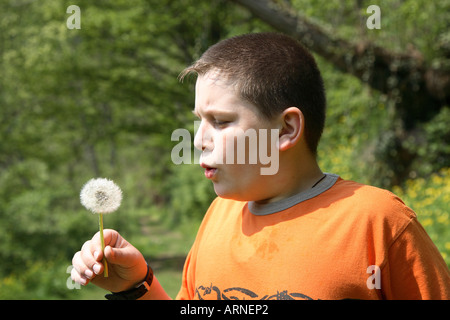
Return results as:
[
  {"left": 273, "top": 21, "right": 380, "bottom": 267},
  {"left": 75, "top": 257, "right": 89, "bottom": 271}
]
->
[{"left": 80, "top": 178, "right": 122, "bottom": 214}]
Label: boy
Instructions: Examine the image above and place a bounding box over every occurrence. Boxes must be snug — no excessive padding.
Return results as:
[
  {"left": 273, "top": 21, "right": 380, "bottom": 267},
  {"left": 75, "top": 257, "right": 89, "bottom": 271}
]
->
[{"left": 71, "top": 33, "right": 450, "bottom": 300}]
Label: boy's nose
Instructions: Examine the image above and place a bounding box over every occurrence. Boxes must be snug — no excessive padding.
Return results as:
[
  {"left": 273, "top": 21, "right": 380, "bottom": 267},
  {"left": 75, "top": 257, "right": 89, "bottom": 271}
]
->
[{"left": 194, "top": 121, "right": 213, "bottom": 152}]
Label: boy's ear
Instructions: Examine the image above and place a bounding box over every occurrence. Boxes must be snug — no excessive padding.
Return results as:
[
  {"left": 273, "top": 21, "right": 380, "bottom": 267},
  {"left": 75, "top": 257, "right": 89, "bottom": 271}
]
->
[{"left": 278, "top": 107, "right": 304, "bottom": 151}]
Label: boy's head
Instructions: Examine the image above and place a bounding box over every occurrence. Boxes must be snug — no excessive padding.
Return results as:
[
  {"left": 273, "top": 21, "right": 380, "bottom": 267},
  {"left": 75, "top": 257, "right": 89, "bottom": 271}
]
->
[{"left": 180, "top": 32, "right": 326, "bottom": 156}]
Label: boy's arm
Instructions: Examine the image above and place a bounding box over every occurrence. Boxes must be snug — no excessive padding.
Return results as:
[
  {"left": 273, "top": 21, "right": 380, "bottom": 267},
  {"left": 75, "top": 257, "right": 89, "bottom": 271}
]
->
[{"left": 138, "top": 276, "right": 172, "bottom": 300}]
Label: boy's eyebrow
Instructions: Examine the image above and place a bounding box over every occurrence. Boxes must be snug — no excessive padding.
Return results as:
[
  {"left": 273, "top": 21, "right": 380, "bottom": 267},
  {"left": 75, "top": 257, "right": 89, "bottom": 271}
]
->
[{"left": 192, "top": 108, "right": 235, "bottom": 118}]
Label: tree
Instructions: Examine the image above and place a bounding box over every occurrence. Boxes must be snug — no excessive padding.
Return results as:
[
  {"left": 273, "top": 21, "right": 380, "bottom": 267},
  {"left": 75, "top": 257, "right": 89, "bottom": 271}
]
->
[{"left": 0, "top": 0, "right": 262, "bottom": 292}]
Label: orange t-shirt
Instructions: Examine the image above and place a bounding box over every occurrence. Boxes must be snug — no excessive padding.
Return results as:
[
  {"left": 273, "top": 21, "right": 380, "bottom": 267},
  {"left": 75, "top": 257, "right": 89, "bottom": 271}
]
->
[{"left": 176, "top": 175, "right": 450, "bottom": 300}]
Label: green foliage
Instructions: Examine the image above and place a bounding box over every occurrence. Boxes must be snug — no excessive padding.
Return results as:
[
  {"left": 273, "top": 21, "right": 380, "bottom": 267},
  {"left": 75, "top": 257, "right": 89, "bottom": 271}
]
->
[
  {"left": 0, "top": 0, "right": 448, "bottom": 299},
  {"left": 292, "top": 0, "right": 450, "bottom": 62},
  {"left": 0, "top": 0, "right": 267, "bottom": 299},
  {"left": 0, "top": 259, "right": 71, "bottom": 300},
  {"left": 412, "top": 107, "right": 450, "bottom": 176},
  {"left": 164, "top": 164, "right": 217, "bottom": 224}
]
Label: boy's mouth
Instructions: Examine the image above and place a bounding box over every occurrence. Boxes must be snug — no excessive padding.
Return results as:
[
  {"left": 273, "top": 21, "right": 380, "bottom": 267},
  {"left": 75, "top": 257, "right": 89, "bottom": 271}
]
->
[{"left": 200, "top": 163, "right": 217, "bottom": 179}]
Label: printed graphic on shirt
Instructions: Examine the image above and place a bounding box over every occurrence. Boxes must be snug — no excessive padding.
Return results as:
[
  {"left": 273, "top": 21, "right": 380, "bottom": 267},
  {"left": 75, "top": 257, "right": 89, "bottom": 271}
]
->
[{"left": 195, "top": 284, "right": 314, "bottom": 300}]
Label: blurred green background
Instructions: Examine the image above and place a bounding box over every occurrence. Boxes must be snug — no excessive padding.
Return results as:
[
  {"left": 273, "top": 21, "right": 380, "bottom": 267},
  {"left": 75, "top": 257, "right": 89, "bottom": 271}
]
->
[{"left": 0, "top": 0, "right": 448, "bottom": 299}]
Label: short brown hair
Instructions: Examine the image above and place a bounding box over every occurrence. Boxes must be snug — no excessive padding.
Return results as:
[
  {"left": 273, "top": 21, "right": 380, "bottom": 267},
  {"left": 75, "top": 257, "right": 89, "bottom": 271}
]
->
[{"left": 179, "top": 32, "right": 326, "bottom": 156}]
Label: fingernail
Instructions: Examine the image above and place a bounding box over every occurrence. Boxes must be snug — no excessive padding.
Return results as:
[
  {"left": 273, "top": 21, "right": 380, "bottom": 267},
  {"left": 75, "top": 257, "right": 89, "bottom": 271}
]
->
[
  {"left": 85, "top": 269, "right": 93, "bottom": 279},
  {"left": 93, "top": 263, "right": 101, "bottom": 275}
]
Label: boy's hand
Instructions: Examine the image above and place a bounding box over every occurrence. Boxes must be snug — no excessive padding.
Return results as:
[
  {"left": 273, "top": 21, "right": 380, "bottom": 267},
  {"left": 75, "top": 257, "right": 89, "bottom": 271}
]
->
[{"left": 71, "top": 229, "right": 148, "bottom": 293}]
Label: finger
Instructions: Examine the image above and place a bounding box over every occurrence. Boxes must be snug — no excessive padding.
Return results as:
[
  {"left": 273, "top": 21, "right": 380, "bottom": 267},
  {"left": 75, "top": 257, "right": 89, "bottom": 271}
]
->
[
  {"left": 81, "top": 235, "right": 108, "bottom": 268},
  {"left": 92, "top": 229, "right": 120, "bottom": 248},
  {"left": 72, "top": 253, "right": 94, "bottom": 281},
  {"left": 71, "top": 265, "right": 89, "bottom": 286},
  {"left": 80, "top": 250, "right": 102, "bottom": 277},
  {"left": 71, "top": 252, "right": 90, "bottom": 285},
  {"left": 78, "top": 241, "right": 104, "bottom": 277},
  {"left": 72, "top": 251, "right": 88, "bottom": 275},
  {"left": 81, "top": 240, "right": 101, "bottom": 267}
]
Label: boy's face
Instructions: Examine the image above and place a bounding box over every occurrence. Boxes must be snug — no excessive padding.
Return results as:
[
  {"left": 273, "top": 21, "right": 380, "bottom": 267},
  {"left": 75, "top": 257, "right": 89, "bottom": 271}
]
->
[{"left": 193, "top": 73, "right": 280, "bottom": 201}]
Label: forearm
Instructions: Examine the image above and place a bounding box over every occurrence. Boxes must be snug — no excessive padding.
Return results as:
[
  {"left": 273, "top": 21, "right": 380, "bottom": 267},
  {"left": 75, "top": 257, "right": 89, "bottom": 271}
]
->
[{"left": 138, "top": 276, "right": 172, "bottom": 300}]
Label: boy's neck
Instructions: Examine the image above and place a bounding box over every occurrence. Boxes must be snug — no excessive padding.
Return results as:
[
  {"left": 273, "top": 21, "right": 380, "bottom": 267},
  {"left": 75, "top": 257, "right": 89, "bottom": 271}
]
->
[{"left": 255, "top": 149, "right": 323, "bottom": 205}]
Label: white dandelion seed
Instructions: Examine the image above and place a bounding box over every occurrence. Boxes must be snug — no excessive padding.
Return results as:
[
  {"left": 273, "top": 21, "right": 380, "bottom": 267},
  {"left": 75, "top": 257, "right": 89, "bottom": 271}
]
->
[
  {"left": 80, "top": 178, "right": 122, "bottom": 214},
  {"left": 80, "top": 177, "right": 123, "bottom": 278}
]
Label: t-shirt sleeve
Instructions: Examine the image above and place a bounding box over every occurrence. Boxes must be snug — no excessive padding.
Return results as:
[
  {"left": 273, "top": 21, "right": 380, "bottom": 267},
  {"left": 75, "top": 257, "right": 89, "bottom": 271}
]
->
[{"left": 381, "top": 217, "right": 450, "bottom": 299}]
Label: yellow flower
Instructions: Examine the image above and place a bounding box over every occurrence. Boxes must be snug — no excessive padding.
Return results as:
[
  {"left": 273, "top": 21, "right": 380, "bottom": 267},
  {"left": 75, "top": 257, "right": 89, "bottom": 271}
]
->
[{"left": 421, "top": 218, "right": 434, "bottom": 227}]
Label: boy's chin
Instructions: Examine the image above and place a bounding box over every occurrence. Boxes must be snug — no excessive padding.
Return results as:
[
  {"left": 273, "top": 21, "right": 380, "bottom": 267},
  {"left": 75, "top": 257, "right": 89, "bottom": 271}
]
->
[
  {"left": 213, "top": 184, "right": 241, "bottom": 200},
  {"left": 213, "top": 183, "right": 257, "bottom": 202}
]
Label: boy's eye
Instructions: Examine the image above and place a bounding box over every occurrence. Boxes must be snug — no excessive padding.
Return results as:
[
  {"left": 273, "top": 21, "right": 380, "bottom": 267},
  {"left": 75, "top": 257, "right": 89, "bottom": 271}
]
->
[{"left": 213, "top": 119, "right": 230, "bottom": 127}]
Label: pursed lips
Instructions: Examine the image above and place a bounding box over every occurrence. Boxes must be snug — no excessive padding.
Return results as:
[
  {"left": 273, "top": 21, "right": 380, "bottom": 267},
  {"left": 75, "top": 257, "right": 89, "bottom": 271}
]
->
[{"left": 200, "top": 163, "right": 217, "bottom": 179}]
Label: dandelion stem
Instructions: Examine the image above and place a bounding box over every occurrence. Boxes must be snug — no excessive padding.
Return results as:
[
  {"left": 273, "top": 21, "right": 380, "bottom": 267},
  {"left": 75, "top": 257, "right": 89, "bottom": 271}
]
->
[{"left": 99, "top": 213, "right": 108, "bottom": 277}]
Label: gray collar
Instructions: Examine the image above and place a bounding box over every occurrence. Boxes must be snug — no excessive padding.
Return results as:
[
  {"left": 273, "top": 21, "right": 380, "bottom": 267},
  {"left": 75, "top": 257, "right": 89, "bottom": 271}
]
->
[{"left": 248, "top": 173, "right": 339, "bottom": 215}]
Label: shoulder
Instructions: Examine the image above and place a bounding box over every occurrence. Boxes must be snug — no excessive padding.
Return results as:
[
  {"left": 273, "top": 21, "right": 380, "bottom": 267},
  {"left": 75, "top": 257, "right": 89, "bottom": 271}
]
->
[
  {"left": 323, "top": 178, "right": 418, "bottom": 249},
  {"left": 331, "top": 178, "right": 416, "bottom": 220}
]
